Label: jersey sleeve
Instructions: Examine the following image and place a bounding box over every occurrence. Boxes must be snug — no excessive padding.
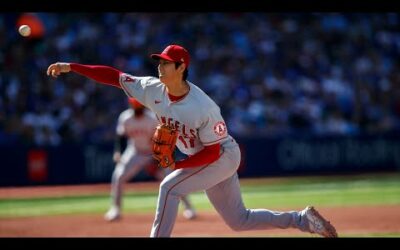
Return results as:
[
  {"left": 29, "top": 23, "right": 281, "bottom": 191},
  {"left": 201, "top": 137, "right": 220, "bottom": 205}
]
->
[
  {"left": 119, "top": 73, "right": 157, "bottom": 108},
  {"left": 198, "top": 107, "right": 228, "bottom": 146}
]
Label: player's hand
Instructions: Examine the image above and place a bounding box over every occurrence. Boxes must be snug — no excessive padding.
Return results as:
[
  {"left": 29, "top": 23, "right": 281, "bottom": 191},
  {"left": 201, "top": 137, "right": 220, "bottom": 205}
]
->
[
  {"left": 46, "top": 62, "right": 71, "bottom": 78},
  {"left": 113, "top": 152, "right": 121, "bottom": 163}
]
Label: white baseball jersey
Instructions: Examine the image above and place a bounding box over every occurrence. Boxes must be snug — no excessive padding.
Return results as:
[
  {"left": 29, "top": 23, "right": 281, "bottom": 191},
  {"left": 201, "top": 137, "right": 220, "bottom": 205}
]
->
[
  {"left": 119, "top": 74, "right": 236, "bottom": 156},
  {"left": 116, "top": 72, "right": 312, "bottom": 238},
  {"left": 116, "top": 108, "right": 158, "bottom": 153}
]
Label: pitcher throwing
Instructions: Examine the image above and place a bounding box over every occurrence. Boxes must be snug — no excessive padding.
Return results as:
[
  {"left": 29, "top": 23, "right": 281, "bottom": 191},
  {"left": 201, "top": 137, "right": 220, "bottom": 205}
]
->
[{"left": 47, "top": 44, "right": 337, "bottom": 238}]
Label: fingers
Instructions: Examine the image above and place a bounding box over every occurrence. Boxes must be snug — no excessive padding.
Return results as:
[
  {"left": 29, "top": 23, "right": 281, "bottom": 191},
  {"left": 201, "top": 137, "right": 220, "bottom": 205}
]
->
[
  {"left": 46, "top": 64, "right": 54, "bottom": 76},
  {"left": 46, "top": 65, "right": 51, "bottom": 76},
  {"left": 47, "top": 64, "right": 57, "bottom": 77},
  {"left": 46, "top": 63, "right": 61, "bottom": 78},
  {"left": 51, "top": 69, "right": 59, "bottom": 78}
]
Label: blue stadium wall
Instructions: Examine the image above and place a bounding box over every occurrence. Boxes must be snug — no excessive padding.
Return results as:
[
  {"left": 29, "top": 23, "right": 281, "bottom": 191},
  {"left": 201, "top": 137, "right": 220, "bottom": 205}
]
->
[{"left": 1, "top": 135, "right": 400, "bottom": 186}]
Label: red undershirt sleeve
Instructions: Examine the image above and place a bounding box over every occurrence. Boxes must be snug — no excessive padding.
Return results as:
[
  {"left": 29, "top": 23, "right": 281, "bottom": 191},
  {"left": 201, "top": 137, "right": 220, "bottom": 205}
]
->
[
  {"left": 70, "top": 63, "right": 122, "bottom": 88},
  {"left": 175, "top": 143, "right": 221, "bottom": 169}
]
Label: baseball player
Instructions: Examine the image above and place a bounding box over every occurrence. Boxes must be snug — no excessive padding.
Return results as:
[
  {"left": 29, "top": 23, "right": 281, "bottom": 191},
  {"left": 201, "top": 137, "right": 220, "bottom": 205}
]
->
[
  {"left": 47, "top": 44, "right": 337, "bottom": 238},
  {"left": 105, "top": 97, "right": 197, "bottom": 222}
]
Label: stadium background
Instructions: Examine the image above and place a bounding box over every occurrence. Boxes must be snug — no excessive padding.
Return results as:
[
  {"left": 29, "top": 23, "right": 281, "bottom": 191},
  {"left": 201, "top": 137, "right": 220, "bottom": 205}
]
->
[{"left": 0, "top": 13, "right": 399, "bottom": 237}]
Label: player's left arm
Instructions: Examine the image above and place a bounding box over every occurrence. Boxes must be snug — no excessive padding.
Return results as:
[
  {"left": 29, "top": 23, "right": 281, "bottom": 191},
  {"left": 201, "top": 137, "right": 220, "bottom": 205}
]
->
[{"left": 174, "top": 143, "right": 221, "bottom": 169}]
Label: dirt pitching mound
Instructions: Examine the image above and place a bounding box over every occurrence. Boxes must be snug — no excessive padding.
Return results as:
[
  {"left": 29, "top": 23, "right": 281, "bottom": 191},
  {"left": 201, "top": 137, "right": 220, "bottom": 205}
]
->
[{"left": 1, "top": 205, "right": 399, "bottom": 237}]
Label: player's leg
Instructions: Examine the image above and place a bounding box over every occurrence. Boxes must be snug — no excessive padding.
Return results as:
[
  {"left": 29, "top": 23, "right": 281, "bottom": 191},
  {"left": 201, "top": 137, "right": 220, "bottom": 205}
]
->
[
  {"left": 150, "top": 146, "right": 241, "bottom": 237},
  {"left": 106, "top": 147, "right": 134, "bottom": 221},
  {"left": 105, "top": 148, "right": 150, "bottom": 221},
  {"left": 205, "top": 172, "right": 309, "bottom": 232},
  {"left": 206, "top": 173, "right": 337, "bottom": 236},
  {"left": 161, "top": 168, "right": 197, "bottom": 220},
  {"left": 180, "top": 195, "right": 196, "bottom": 220},
  {"left": 204, "top": 146, "right": 323, "bottom": 234}
]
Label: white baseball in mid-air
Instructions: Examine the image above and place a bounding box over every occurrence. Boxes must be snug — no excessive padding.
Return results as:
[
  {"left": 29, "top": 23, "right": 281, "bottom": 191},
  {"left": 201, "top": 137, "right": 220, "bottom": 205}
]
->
[{"left": 18, "top": 25, "right": 31, "bottom": 37}]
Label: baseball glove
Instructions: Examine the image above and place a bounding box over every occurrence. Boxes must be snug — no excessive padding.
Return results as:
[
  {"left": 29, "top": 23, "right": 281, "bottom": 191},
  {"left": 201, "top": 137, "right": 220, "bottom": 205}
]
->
[{"left": 152, "top": 124, "right": 178, "bottom": 168}]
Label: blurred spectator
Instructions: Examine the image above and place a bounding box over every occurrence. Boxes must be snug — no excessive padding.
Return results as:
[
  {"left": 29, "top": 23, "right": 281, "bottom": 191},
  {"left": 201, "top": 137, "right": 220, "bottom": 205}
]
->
[{"left": 1, "top": 13, "right": 399, "bottom": 146}]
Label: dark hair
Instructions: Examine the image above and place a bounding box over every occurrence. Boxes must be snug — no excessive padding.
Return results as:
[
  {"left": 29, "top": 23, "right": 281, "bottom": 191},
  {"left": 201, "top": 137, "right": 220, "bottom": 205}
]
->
[{"left": 175, "top": 62, "right": 188, "bottom": 80}]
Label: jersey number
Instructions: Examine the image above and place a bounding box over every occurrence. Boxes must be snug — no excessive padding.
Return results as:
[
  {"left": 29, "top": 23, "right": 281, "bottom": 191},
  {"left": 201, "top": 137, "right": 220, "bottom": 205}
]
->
[{"left": 178, "top": 136, "right": 195, "bottom": 148}]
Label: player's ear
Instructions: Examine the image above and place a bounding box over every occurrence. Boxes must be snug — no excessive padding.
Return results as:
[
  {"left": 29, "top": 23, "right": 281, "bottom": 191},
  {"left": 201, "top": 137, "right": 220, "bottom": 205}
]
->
[{"left": 179, "top": 63, "right": 187, "bottom": 73}]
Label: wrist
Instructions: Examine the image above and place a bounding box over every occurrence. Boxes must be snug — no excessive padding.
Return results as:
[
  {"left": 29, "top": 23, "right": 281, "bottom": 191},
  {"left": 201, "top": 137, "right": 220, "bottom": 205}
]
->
[{"left": 61, "top": 62, "right": 71, "bottom": 72}]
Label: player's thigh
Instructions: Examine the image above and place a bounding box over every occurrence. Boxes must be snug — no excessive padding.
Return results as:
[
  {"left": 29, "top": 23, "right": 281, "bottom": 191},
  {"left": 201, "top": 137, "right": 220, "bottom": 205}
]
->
[
  {"left": 205, "top": 172, "right": 246, "bottom": 213},
  {"left": 119, "top": 147, "right": 135, "bottom": 165},
  {"left": 122, "top": 153, "right": 153, "bottom": 179},
  {"left": 160, "top": 146, "right": 241, "bottom": 195},
  {"left": 115, "top": 148, "right": 136, "bottom": 177}
]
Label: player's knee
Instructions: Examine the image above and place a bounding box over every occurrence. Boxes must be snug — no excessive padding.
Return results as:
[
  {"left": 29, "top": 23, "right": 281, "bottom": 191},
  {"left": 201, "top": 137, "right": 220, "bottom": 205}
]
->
[
  {"left": 223, "top": 214, "right": 248, "bottom": 231},
  {"left": 159, "top": 179, "right": 172, "bottom": 195},
  {"left": 159, "top": 177, "right": 170, "bottom": 189},
  {"left": 159, "top": 179, "right": 184, "bottom": 197},
  {"left": 112, "top": 168, "right": 126, "bottom": 183}
]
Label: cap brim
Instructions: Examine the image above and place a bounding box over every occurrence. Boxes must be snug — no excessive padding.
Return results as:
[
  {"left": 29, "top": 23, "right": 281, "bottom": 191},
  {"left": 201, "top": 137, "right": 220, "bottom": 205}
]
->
[{"left": 150, "top": 53, "right": 175, "bottom": 62}]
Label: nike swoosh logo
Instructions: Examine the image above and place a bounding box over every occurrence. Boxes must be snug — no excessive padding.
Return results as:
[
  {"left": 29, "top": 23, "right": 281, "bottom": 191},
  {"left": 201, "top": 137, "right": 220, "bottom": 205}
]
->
[{"left": 155, "top": 100, "right": 161, "bottom": 104}]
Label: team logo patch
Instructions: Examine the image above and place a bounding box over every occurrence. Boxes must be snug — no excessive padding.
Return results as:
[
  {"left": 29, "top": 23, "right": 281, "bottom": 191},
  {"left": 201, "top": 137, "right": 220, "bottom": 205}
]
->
[{"left": 214, "top": 121, "right": 226, "bottom": 137}]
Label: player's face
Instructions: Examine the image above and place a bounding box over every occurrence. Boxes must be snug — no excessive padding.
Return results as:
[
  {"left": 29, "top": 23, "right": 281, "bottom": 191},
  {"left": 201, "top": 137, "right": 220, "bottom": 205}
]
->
[{"left": 158, "top": 59, "right": 181, "bottom": 84}]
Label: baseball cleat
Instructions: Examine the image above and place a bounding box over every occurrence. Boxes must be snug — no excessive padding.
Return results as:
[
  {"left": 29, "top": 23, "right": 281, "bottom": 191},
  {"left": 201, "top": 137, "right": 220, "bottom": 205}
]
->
[
  {"left": 182, "top": 209, "right": 197, "bottom": 220},
  {"left": 104, "top": 207, "right": 121, "bottom": 222},
  {"left": 304, "top": 206, "right": 338, "bottom": 238}
]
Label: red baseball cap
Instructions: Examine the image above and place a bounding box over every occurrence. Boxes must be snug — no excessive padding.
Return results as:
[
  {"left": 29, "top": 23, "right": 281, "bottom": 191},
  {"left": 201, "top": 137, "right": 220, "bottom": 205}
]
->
[
  {"left": 128, "top": 97, "right": 144, "bottom": 109},
  {"left": 151, "top": 44, "right": 190, "bottom": 68}
]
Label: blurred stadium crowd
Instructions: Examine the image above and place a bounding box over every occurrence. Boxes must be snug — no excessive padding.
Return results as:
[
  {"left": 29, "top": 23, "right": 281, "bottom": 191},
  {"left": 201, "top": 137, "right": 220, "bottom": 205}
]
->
[{"left": 1, "top": 13, "right": 400, "bottom": 146}]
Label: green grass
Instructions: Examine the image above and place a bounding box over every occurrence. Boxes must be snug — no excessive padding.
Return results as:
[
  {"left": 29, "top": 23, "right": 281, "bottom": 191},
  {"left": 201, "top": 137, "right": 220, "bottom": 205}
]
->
[
  {"left": 0, "top": 194, "right": 158, "bottom": 218},
  {"left": 340, "top": 232, "right": 400, "bottom": 237},
  {"left": 0, "top": 173, "right": 399, "bottom": 218}
]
